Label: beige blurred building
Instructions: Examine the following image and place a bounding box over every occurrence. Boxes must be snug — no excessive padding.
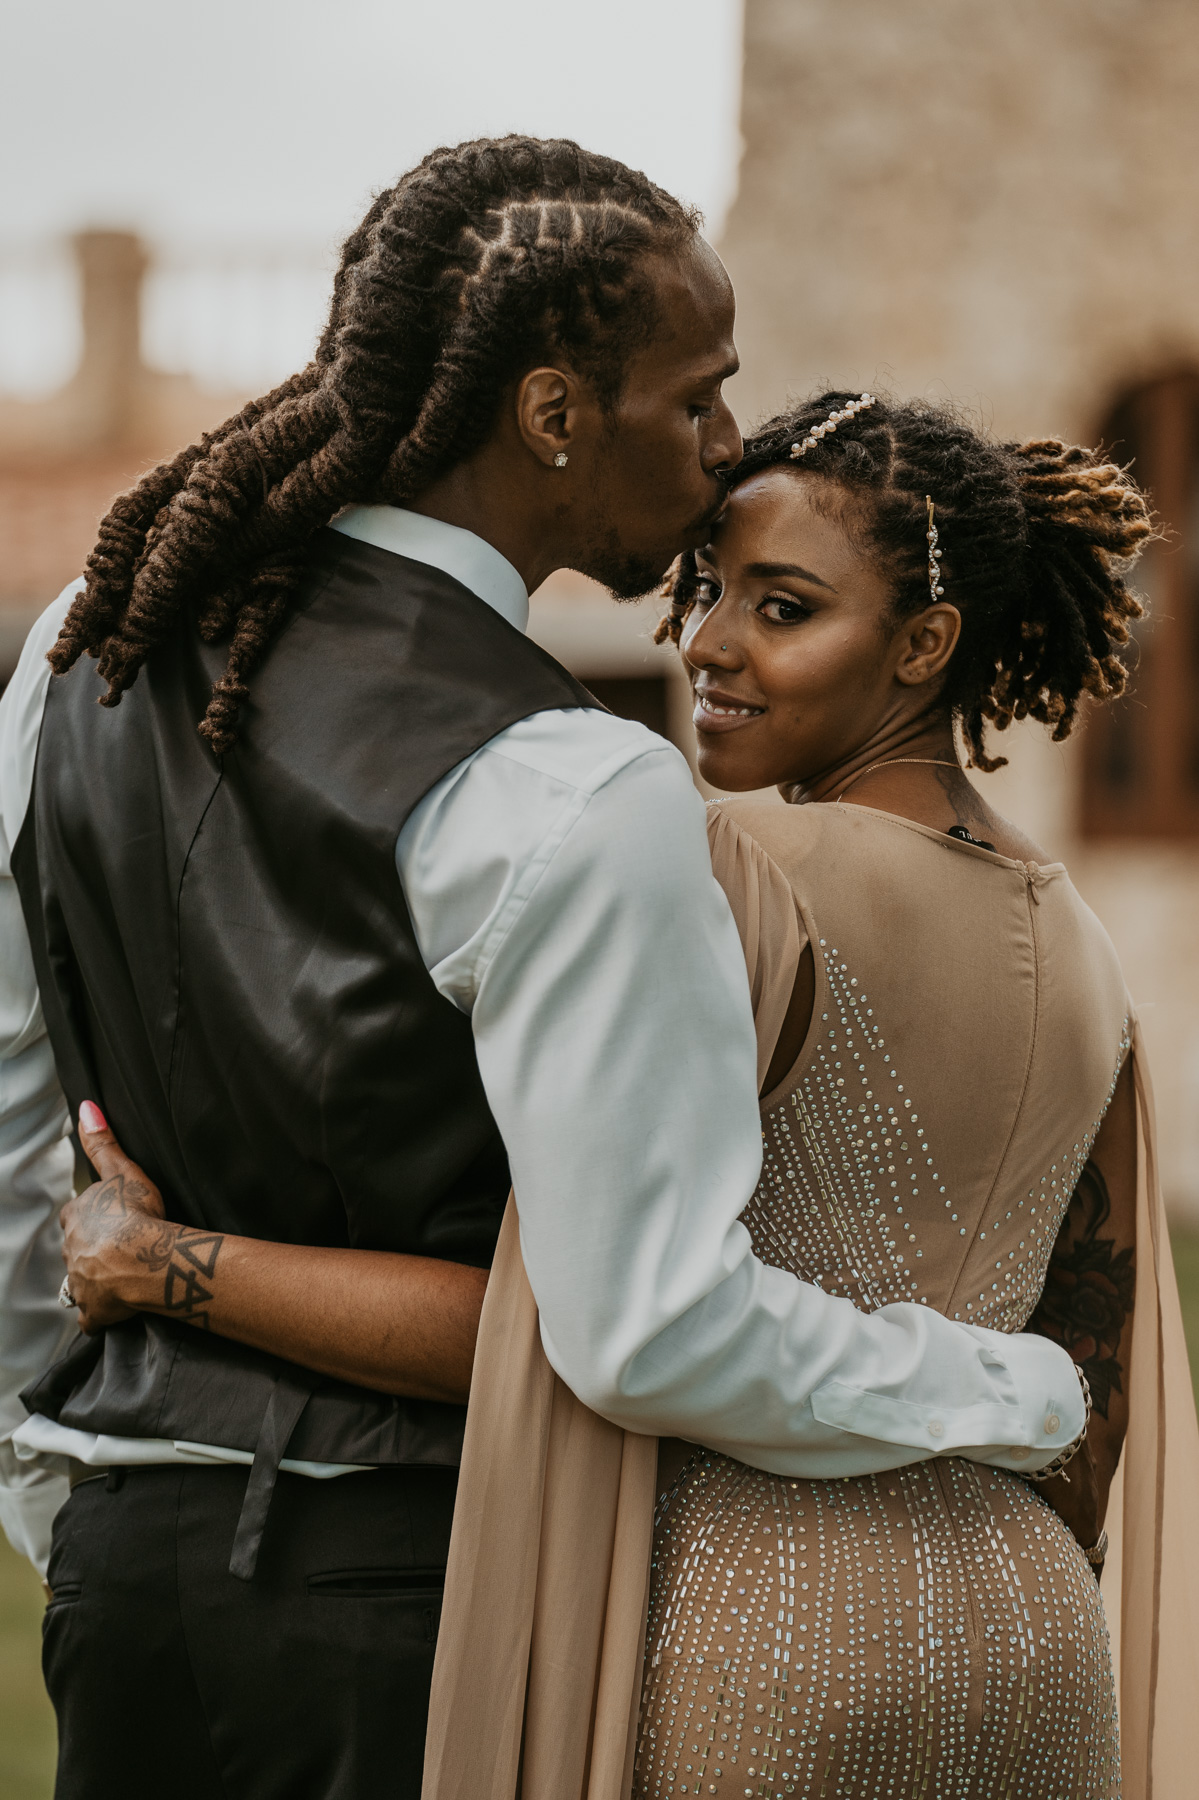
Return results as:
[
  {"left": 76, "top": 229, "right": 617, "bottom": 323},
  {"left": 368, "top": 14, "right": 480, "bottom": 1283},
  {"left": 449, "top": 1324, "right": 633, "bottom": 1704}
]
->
[{"left": 721, "top": 0, "right": 1199, "bottom": 1217}]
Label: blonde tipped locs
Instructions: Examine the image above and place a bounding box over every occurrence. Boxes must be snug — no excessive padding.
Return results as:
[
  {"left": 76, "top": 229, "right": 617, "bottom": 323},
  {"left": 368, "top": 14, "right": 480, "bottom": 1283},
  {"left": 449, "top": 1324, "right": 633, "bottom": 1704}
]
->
[
  {"left": 652, "top": 556, "right": 694, "bottom": 650},
  {"left": 50, "top": 136, "right": 701, "bottom": 754},
  {"left": 657, "top": 393, "right": 1156, "bottom": 772},
  {"left": 979, "top": 437, "right": 1155, "bottom": 769}
]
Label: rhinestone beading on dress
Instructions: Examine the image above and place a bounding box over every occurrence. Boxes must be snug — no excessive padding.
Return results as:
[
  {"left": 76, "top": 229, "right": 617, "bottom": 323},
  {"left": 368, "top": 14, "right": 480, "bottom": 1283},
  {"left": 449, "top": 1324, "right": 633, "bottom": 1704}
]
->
[
  {"left": 636, "top": 1455, "right": 1118, "bottom": 1798},
  {"left": 635, "top": 933, "right": 1124, "bottom": 1798},
  {"left": 745, "top": 941, "right": 1129, "bottom": 1333},
  {"left": 957, "top": 1019, "right": 1130, "bottom": 1332},
  {"left": 746, "top": 939, "right": 941, "bottom": 1312}
]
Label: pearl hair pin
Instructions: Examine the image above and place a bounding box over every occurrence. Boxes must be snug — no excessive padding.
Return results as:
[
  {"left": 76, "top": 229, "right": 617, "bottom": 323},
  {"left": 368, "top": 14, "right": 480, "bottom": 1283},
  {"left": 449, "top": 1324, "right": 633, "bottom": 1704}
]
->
[
  {"left": 926, "top": 494, "right": 945, "bottom": 602},
  {"left": 789, "top": 392, "right": 876, "bottom": 459}
]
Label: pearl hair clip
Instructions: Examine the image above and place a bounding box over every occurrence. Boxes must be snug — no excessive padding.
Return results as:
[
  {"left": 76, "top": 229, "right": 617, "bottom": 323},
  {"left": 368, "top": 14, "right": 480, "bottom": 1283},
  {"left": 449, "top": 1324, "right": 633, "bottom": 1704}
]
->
[
  {"left": 789, "top": 392, "right": 876, "bottom": 459},
  {"left": 926, "top": 495, "right": 945, "bottom": 602}
]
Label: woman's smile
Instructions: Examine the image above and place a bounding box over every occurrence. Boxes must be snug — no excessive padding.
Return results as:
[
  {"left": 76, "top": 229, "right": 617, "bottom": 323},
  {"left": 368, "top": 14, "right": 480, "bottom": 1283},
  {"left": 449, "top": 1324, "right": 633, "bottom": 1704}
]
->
[{"left": 693, "top": 681, "right": 767, "bottom": 732}]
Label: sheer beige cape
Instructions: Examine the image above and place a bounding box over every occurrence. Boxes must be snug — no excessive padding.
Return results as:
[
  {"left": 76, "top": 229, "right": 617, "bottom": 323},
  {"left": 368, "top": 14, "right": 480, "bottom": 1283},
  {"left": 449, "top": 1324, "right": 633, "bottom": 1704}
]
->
[{"left": 421, "top": 818, "right": 1199, "bottom": 1800}]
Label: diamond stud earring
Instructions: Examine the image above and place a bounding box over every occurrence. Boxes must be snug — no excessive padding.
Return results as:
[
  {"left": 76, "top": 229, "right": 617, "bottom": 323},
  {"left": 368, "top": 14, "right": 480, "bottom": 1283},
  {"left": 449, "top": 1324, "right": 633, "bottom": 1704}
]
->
[{"left": 553, "top": 453, "right": 568, "bottom": 468}]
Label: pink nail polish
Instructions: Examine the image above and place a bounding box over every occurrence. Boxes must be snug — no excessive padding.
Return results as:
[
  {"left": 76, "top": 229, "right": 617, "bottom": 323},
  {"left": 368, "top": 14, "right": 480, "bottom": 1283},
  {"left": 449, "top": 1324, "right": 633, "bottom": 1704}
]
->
[{"left": 79, "top": 1101, "right": 108, "bottom": 1134}]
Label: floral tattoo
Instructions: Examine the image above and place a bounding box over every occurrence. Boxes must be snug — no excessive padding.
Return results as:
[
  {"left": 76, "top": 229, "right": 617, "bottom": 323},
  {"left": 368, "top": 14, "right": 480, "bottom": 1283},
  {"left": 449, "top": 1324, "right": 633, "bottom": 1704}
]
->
[{"left": 1029, "top": 1162, "right": 1134, "bottom": 1418}]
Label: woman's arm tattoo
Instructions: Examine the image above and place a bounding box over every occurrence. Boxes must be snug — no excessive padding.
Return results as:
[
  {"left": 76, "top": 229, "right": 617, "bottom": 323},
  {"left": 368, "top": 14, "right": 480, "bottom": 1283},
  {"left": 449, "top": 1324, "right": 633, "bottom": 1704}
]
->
[{"left": 1028, "top": 1163, "right": 1134, "bottom": 1418}]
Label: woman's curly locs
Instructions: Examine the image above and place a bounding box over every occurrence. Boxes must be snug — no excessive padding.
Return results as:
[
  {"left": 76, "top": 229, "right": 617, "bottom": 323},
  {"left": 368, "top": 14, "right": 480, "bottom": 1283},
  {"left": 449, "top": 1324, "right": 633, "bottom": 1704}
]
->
[
  {"left": 656, "top": 392, "right": 1156, "bottom": 770},
  {"left": 48, "top": 137, "right": 701, "bottom": 753}
]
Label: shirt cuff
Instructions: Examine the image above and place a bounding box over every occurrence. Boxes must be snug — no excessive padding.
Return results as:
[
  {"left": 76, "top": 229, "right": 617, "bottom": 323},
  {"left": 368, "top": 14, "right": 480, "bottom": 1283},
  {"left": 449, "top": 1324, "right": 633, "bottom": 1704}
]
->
[
  {"left": 0, "top": 1440, "right": 68, "bottom": 1576},
  {"left": 805, "top": 1326, "right": 1086, "bottom": 1474},
  {"left": 955, "top": 1325, "right": 1087, "bottom": 1470}
]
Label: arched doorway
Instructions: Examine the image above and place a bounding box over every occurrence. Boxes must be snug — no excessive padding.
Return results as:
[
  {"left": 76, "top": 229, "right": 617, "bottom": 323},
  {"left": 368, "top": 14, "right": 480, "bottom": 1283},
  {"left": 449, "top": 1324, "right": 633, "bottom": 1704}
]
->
[{"left": 1082, "top": 373, "right": 1199, "bottom": 838}]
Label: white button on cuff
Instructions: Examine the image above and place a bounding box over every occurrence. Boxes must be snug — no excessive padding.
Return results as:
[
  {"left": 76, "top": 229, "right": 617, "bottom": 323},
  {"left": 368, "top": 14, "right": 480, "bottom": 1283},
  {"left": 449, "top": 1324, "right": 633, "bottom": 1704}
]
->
[
  {"left": 928, "top": 1421, "right": 944, "bottom": 1438},
  {"left": 1045, "top": 1414, "right": 1060, "bottom": 1435},
  {"left": 1010, "top": 1445, "right": 1031, "bottom": 1462}
]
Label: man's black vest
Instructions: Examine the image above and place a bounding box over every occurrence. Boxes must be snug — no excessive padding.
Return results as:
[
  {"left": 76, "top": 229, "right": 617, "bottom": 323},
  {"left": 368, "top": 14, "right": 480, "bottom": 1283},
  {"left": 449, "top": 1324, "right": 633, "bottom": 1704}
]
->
[{"left": 14, "top": 528, "right": 598, "bottom": 1545}]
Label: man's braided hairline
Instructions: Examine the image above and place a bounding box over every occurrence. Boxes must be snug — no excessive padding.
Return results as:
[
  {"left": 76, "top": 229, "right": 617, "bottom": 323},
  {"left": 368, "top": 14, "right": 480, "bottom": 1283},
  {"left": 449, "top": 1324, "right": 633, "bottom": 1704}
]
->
[
  {"left": 656, "top": 391, "right": 1155, "bottom": 770},
  {"left": 50, "top": 136, "right": 700, "bottom": 753}
]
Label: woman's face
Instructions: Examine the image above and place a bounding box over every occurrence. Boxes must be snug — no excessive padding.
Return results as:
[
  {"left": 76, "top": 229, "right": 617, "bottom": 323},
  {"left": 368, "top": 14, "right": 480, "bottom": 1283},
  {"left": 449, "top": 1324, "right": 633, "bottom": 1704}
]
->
[{"left": 681, "top": 469, "right": 954, "bottom": 793}]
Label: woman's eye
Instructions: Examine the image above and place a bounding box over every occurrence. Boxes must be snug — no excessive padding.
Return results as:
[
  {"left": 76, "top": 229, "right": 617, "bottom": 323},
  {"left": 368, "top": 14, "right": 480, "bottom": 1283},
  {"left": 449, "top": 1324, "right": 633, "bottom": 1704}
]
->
[
  {"left": 759, "top": 594, "right": 811, "bottom": 624},
  {"left": 694, "top": 576, "right": 721, "bottom": 606}
]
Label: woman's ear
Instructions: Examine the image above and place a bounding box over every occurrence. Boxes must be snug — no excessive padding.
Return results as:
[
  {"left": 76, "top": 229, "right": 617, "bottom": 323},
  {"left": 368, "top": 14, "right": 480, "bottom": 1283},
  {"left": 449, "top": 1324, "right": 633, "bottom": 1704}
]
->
[{"left": 895, "top": 603, "right": 961, "bottom": 688}]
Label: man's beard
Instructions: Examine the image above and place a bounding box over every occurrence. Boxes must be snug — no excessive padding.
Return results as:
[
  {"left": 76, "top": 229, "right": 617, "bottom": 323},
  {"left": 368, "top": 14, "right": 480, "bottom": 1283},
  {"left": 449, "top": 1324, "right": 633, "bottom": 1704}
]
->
[
  {"left": 592, "top": 542, "right": 675, "bottom": 603},
  {"left": 580, "top": 510, "right": 716, "bottom": 603}
]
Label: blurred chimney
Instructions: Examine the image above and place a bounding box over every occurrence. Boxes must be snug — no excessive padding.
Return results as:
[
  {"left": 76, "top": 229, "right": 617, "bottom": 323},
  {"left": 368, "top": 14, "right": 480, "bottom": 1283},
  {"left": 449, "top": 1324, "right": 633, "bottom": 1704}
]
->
[
  {"left": 0, "top": 230, "right": 250, "bottom": 660},
  {"left": 0, "top": 228, "right": 164, "bottom": 459},
  {"left": 70, "top": 230, "right": 149, "bottom": 445}
]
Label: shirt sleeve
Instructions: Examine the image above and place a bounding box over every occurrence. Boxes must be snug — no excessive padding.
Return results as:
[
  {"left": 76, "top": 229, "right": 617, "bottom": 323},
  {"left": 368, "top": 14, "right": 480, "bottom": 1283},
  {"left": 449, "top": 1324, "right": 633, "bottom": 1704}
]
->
[
  {"left": 397, "top": 711, "right": 1085, "bottom": 1477},
  {"left": 0, "top": 593, "right": 81, "bottom": 1570}
]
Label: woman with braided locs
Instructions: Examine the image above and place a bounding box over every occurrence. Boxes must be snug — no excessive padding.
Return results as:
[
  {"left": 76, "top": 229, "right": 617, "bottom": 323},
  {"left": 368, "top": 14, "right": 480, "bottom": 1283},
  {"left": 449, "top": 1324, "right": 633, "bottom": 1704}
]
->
[
  {"left": 393, "top": 392, "right": 1196, "bottom": 1800},
  {"left": 632, "top": 392, "right": 1199, "bottom": 1798},
  {"left": 387, "top": 388, "right": 1195, "bottom": 1800}
]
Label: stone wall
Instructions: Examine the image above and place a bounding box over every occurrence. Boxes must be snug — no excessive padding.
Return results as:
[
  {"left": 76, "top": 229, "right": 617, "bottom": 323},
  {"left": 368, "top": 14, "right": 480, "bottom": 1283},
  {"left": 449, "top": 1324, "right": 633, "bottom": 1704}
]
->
[{"left": 724, "top": 0, "right": 1199, "bottom": 439}]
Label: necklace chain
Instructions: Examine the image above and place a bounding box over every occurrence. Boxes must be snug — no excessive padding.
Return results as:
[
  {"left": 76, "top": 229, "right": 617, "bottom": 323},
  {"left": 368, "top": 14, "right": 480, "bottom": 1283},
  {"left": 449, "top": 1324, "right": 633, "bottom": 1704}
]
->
[{"left": 835, "top": 757, "right": 961, "bottom": 803}]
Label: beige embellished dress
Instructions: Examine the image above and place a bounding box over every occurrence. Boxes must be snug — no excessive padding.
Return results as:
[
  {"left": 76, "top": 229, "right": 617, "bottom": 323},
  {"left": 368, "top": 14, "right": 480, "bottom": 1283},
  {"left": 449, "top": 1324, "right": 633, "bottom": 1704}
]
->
[
  {"left": 635, "top": 799, "right": 1128, "bottom": 1800},
  {"left": 422, "top": 794, "right": 1199, "bottom": 1800}
]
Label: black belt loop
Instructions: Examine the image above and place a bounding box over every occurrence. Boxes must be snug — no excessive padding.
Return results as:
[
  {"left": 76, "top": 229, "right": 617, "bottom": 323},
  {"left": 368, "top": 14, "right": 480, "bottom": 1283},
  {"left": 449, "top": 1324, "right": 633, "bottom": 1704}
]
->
[
  {"left": 68, "top": 1460, "right": 110, "bottom": 1491},
  {"left": 228, "top": 1370, "right": 311, "bottom": 1581}
]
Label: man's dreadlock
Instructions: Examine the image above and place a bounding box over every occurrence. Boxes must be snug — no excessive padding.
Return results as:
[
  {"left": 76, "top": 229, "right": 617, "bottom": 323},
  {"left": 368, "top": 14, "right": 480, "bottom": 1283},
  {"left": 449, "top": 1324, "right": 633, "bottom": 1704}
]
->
[{"left": 51, "top": 136, "right": 700, "bottom": 752}]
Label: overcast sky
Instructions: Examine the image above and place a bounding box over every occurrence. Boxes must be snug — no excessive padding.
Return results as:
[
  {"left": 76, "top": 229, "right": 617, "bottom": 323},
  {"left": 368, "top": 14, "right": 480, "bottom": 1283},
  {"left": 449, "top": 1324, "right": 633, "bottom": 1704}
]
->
[{"left": 2, "top": 0, "right": 745, "bottom": 255}]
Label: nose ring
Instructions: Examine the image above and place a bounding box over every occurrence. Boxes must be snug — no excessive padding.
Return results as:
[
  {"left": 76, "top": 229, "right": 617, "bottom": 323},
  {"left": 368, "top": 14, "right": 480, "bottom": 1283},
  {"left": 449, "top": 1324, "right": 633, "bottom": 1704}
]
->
[{"left": 721, "top": 643, "right": 727, "bottom": 651}]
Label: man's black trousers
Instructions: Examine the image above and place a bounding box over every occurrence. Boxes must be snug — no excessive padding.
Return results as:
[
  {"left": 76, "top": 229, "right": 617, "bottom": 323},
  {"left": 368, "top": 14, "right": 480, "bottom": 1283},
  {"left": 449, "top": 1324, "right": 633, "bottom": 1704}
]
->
[{"left": 43, "top": 1461, "right": 457, "bottom": 1800}]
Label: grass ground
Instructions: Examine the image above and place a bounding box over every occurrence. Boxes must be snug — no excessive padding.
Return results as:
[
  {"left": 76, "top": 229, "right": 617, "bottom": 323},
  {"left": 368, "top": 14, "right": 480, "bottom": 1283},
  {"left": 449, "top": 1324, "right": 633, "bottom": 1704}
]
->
[
  {"left": 0, "top": 1533, "right": 55, "bottom": 1799},
  {"left": 1171, "top": 1225, "right": 1199, "bottom": 1397},
  {"left": 4, "top": 1232, "right": 1199, "bottom": 1795}
]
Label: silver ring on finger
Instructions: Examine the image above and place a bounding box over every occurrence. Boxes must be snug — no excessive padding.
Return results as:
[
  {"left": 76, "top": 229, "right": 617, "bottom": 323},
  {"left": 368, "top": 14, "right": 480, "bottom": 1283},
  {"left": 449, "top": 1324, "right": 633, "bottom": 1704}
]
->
[{"left": 58, "top": 1276, "right": 77, "bottom": 1309}]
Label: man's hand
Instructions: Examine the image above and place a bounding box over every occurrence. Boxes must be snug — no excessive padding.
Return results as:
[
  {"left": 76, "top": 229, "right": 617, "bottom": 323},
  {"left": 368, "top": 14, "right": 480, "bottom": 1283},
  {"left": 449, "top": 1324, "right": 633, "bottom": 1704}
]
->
[{"left": 61, "top": 1102, "right": 170, "bottom": 1334}]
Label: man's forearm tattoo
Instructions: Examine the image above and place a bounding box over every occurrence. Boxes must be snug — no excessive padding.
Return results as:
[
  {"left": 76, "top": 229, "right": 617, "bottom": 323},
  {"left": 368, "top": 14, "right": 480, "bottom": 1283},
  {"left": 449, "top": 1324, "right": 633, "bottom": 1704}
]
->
[
  {"left": 1029, "top": 1162, "right": 1134, "bottom": 1418},
  {"left": 139, "top": 1227, "right": 224, "bottom": 1331}
]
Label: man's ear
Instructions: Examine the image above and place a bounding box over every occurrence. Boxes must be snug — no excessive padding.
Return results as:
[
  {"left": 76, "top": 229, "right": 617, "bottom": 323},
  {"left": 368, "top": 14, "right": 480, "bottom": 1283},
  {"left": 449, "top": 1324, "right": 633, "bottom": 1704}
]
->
[
  {"left": 514, "top": 365, "right": 580, "bottom": 468},
  {"left": 895, "top": 603, "right": 962, "bottom": 687}
]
